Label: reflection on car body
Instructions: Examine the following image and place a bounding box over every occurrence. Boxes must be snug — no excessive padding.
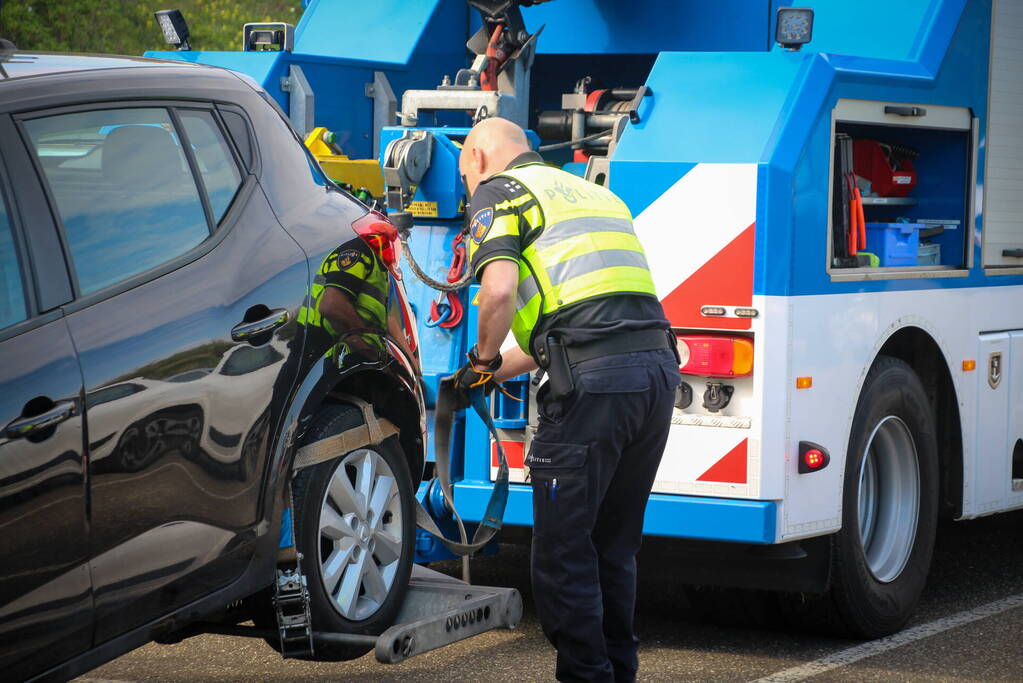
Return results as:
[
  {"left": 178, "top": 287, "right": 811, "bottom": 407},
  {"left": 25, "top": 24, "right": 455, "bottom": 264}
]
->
[
  {"left": 299, "top": 237, "right": 391, "bottom": 365},
  {"left": 86, "top": 378, "right": 203, "bottom": 473}
]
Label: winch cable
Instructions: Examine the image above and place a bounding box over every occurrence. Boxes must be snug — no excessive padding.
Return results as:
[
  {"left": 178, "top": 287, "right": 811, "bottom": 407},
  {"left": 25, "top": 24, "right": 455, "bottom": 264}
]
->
[
  {"left": 399, "top": 230, "right": 472, "bottom": 292},
  {"left": 537, "top": 128, "right": 613, "bottom": 152}
]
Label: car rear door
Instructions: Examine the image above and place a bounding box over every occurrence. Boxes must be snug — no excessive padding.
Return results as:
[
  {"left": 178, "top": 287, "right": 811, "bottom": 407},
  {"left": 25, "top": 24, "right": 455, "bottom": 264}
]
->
[
  {"left": 0, "top": 117, "right": 92, "bottom": 679},
  {"left": 16, "top": 100, "right": 307, "bottom": 643}
]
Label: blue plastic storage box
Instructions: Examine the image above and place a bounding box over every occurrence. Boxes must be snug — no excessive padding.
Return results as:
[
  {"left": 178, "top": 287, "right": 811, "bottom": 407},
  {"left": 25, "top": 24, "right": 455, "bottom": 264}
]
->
[{"left": 865, "top": 222, "right": 925, "bottom": 267}]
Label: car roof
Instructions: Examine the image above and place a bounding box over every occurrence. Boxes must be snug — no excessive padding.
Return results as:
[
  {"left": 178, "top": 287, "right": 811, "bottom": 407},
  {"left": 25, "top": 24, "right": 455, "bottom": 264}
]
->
[{"left": 0, "top": 51, "right": 205, "bottom": 82}]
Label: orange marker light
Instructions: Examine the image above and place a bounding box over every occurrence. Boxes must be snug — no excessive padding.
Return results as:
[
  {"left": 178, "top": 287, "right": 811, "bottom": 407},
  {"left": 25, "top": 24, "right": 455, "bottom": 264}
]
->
[
  {"left": 796, "top": 376, "right": 813, "bottom": 389},
  {"left": 962, "top": 360, "right": 976, "bottom": 372}
]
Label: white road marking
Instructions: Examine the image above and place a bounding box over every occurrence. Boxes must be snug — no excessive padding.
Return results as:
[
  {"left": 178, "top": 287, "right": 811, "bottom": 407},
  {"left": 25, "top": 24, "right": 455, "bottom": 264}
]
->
[{"left": 753, "top": 592, "right": 1023, "bottom": 682}]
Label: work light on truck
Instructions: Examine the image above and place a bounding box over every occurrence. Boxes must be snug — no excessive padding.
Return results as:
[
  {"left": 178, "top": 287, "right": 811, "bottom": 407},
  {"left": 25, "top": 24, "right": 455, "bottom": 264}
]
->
[
  {"left": 154, "top": 9, "right": 190, "bottom": 51},
  {"left": 676, "top": 334, "right": 753, "bottom": 378}
]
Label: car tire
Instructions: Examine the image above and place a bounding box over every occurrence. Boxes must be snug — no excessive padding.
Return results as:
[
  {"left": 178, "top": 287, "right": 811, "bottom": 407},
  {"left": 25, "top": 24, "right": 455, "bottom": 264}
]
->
[
  {"left": 778, "top": 355, "right": 939, "bottom": 638},
  {"left": 288, "top": 403, "right": 415, "bottom": 661}
]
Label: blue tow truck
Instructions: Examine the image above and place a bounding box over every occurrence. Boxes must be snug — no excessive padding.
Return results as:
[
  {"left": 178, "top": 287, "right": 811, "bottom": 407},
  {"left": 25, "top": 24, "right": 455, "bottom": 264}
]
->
[{"left": 151, "top": 0, "right": 1023, "bottom": 639}]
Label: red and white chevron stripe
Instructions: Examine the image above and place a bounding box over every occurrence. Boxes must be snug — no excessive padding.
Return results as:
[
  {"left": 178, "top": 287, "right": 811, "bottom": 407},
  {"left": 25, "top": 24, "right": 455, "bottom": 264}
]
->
[{"left": 633, "top": 163, "right": 757, "bottom": 331}]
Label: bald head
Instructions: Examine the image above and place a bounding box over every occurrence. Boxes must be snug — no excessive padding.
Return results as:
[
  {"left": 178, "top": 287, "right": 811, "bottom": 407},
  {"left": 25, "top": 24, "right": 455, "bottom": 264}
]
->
[{"left": 459, "top": 117, "right": 532, "bottom": 196}]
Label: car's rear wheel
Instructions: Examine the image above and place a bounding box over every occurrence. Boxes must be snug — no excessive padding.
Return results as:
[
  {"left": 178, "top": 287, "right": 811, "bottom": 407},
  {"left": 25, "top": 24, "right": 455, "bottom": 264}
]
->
[{"left": 285, "top": 404, "right": 415, "bottom": 660}]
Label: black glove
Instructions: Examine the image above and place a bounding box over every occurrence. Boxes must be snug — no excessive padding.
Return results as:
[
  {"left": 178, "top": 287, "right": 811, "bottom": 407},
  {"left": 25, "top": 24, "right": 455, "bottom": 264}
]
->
[{"left": 449, "top": 346, "right": 502, "bottom": 411}]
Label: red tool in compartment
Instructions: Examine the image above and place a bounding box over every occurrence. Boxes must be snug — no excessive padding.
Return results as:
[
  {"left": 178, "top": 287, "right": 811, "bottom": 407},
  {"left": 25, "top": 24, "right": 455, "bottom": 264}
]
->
[{"left": 853, "top": 140, "right": 918, "bottom": 197}]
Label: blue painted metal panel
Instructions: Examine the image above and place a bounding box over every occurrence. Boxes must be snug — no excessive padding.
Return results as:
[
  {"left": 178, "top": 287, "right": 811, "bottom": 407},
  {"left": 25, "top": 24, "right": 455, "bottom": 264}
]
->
[
  {"left": 613, "top": 52, "right": 807, "bottom": 166},
  {"left": 143, "top": 50, "right": 289, "bottom": 105},
  {"left": 773, "top": 0, "right": 936, "bottom": 61},
  {"left": 294, "top": 0, "right": 465, "bottom": 68},
  {"left": 453, "top": 481, "right": 777, "bottom": 544},
  {"left": 380, "top": 126, "right": 468, "bottom": 219},
  {"left": 521, "top": 0, "right": 773, "bottom": 53},
  {"left": 609, "top": 161, "right": 698, "bottom": 220}
]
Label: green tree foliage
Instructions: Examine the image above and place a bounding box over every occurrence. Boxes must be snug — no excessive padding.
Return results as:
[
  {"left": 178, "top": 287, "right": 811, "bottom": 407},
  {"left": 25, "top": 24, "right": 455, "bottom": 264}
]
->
[{"left": 0, "top": 0, "right": 303, "bottom": 54}]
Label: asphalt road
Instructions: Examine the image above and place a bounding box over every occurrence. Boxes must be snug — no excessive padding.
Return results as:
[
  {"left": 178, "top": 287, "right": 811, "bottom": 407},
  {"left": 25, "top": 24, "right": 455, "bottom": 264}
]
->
[{"left": 80, "top": 509, "right": 1023, "bottom": 682}]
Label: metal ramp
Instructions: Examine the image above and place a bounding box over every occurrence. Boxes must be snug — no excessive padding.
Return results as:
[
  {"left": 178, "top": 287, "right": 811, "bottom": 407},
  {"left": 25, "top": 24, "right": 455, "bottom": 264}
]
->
[
  {"left": 195, "top": 565, "right": 522, "bottom": 665},
  {"left": 371, "top": 564, "right": 522, "bottom": 663}
]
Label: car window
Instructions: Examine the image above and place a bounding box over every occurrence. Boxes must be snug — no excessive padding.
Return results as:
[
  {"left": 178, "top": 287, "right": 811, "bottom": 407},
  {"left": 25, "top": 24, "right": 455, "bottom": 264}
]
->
[
  {"left": 179, "top": 110, "right": 243, "bottom": 223},
  {"left": 24, "top": 108, "right": 210, "bottom": 295},
  {"left": 219, "top": 109, "right": 254, "bottom": 170},
  {"left": 0, "top": 190, "right": 27, "bottom": 329}
]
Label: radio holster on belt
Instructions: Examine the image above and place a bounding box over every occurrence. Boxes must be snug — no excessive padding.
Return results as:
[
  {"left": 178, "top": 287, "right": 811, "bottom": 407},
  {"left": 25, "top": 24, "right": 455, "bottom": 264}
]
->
[
  {"left": 540, "top": 335, "right": 575, "bottom": 401},
  {"left": 535, "top": 328, "right": 677, "bottom": 402}
]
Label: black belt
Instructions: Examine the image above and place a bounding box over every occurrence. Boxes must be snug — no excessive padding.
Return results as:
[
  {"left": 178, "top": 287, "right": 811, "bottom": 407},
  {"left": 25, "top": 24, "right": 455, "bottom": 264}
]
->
[
  {"left": 534, "top": 328, "right": 672, "bottom": 367},
  {"left": 534, "top": 328, "right": 676, "bottom": 400}
]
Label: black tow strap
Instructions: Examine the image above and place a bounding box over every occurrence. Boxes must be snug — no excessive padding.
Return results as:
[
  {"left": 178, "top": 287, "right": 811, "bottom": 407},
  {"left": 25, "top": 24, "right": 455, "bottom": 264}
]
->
[{"left": 414, "top": 377, "right": 509, "bottom": 556}]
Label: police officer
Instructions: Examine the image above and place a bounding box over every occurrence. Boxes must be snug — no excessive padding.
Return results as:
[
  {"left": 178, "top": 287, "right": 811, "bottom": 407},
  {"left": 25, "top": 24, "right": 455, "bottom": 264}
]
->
[{"left": 453, "top": 117, "right": 680, "bottom": 682}]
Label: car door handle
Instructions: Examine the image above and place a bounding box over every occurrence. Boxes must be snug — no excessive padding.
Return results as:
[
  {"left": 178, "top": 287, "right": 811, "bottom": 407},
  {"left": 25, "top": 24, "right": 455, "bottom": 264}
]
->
[
  {"left": 5, "top": 400, "right": 76, "bottom": 439},
  {"left": 231, "top": 308, "right": 289, "bottom": 342}
]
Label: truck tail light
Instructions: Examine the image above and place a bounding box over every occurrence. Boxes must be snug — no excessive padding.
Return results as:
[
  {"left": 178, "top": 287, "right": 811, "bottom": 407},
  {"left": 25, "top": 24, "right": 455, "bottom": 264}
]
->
[
  {"left": 353, "top": 211, "right": 402, "bottom": 279},
  {"left": 677, "top": 334, "right": 753, "bottom": 377}
]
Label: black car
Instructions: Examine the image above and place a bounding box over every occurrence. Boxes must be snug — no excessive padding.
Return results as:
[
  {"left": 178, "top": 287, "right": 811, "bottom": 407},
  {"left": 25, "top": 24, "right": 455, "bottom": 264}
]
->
[{"left": 0, "top": 52, "right": 426, "bottom": 680}]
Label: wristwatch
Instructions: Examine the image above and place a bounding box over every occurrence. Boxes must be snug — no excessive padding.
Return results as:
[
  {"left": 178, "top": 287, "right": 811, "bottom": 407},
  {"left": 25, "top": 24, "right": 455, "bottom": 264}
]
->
[{"left": 468, "top": 344, "right": 502, "bottom": 372}]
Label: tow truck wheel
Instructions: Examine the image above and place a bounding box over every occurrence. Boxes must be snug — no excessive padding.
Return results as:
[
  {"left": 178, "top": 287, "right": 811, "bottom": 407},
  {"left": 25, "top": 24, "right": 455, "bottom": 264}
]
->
[
  {"left": 287, "top": 404, "right": 415, "bottom": 660},
  {"left": 779, "top": 355, "right": 938, "bottom": 638}
]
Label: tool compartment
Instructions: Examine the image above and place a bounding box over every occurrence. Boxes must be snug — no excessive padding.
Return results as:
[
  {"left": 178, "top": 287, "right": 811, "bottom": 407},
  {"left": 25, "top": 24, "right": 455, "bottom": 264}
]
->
[{"left": 828, "top": 99, "right": 975, "bottom": 273}]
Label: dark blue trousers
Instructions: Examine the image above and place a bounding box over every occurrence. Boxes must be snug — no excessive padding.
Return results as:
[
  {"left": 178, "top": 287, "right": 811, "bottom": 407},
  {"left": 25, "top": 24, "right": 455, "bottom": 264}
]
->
[{"left": 527, "top": 349, "right": 679, "bottom": 683}]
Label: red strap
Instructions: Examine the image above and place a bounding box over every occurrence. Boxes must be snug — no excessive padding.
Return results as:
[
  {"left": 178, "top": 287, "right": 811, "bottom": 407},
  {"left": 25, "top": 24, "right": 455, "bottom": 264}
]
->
[{"left": 480, "top": 24, "right": 505, "bottom": 92}]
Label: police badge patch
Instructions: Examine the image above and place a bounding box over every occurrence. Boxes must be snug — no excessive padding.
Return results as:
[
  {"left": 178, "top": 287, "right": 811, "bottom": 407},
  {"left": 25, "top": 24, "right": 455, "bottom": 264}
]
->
[
  {"left": 337, "top": 248, "right": 361, "bottom": 268},
  {"left": 470, "top": 207, "right": 494, "bottom": 244}
]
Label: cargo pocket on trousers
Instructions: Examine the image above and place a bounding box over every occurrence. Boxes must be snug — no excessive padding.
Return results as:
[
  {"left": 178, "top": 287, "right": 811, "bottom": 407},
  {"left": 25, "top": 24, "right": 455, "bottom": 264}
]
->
[
  {"left": 660, "top": 361, "right": 683, "bottom": 390},
  {"left": 577, "top": 363, "right": 650, "bottom": 394},
  {"left": 526, "top": 441, "right": 588, "bottom": 540}
]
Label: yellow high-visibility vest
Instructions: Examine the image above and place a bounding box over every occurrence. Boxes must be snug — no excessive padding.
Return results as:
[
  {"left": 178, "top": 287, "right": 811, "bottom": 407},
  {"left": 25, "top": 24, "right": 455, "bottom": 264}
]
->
[{"left": 489, "top": 164, "right": 657, "bottom": 353}]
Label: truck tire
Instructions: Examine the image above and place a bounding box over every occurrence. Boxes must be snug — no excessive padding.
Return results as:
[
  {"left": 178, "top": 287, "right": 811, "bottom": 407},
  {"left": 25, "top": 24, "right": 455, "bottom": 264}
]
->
[
  {"left": 273, "top": 403, "right": 416, "bottom": 661},
  {"left": 779, "top": 355, "right": 939, "bottom": 638}
]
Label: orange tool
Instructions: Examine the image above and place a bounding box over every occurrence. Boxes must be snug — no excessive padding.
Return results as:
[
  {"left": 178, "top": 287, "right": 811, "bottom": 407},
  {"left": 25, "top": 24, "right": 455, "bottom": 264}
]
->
[
  {"left": 846, "top": 174, "right": 858, "bottom": 256},
  {"left": 854, "top": 186, "right": 867, "bottom": 250}
]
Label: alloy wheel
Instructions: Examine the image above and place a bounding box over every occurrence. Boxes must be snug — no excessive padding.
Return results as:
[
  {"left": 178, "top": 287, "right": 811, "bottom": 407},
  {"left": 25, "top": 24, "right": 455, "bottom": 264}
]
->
[{"left": 316, "top": 448, "right": 404, "bottom": 621}]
